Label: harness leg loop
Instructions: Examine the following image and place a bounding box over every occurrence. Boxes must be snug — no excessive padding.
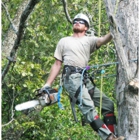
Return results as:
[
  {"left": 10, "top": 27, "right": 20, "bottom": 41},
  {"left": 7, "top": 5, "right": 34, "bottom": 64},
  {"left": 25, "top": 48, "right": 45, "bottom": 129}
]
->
[
  {"left": 103, "top": 113, "right": 117, "bottom": 134},
  {"left": 90, "top": 115, "right": 106, "bottom": 132}
]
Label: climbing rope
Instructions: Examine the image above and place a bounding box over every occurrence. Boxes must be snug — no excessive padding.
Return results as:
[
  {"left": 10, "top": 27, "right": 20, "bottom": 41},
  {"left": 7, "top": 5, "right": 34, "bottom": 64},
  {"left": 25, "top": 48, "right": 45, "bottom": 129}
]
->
[
  {"left": 57, "top": 77, "right": 64, "bottom": 109},
  {"left": 98, "top": 0, "right": 101, "bottom": 36},
  {"left": 78, "top": 59, "right": 137, "bottom": 107},
  {"left": 99, "top": 69, "right": 105, "bottom": 118},
  {"left": 57, "top": 59, "right": 137, "bottom": 109}
]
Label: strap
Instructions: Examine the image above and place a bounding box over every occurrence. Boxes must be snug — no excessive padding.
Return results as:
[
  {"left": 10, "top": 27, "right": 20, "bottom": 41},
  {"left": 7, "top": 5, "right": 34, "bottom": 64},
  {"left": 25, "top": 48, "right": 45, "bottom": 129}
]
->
[
  {"left": 70, "top": 99, "right": 78, "bottom": 122},
  {"left": 104, "top": 114, "right": 117, "bottom": 125},
  {"left": 65, "top": 67, "right": 71, "bottom": 80},
  {"left": 89, "top": 76, "right": 96, "bottom": 87},
  {"left": 88, "top": 88, "right": 95, "bottom": 99},
  {"left": 42, "top": 89, "right": 52, "bottom": 105},
  {"left": 43, "top": 88, "right": 57, "bottom": 105},
  {"left": 70, "top": 86, "right": 81, "bottom": 122},
  {"left": 57, "top": 86, "right": 64, "bottom": 109},
  {"left": 63, "top": 65, "right": 84, "bottom": 75},
  {"left": 75, "top": 86, "right": 81, "bottom": 99},
  {"left": 90, "top": 116, "right": 104, "bottom": 132}
]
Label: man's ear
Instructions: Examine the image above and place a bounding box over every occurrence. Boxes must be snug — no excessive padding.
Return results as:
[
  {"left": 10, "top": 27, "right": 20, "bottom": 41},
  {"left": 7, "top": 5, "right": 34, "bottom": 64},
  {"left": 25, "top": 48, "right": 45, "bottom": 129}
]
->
[{"left": 85, "top": 26, "right": 88, "bottom": 31}]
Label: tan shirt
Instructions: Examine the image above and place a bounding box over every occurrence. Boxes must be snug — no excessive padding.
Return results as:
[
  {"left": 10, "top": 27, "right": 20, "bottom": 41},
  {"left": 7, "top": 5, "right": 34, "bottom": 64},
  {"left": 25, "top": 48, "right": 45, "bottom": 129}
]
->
[{"left": 54, "top": 36, "right": 98, "bottom": 67}]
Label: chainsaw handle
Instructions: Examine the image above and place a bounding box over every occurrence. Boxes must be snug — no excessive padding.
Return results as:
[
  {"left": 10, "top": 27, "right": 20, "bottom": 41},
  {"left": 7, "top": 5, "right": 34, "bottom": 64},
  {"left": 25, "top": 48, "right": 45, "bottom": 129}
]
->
[{"left": 43, "top": 89, "right": 52, "bottom": 105}]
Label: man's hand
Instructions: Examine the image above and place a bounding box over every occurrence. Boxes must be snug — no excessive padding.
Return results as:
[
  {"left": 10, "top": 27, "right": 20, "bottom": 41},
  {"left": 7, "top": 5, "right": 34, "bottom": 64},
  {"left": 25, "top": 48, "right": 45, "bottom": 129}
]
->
[
  {"left": 39, "top": 83, "right": 51, "bottom": 93},
  {"left": 96, "top": 33, "right": 113, "bottom": 48}
]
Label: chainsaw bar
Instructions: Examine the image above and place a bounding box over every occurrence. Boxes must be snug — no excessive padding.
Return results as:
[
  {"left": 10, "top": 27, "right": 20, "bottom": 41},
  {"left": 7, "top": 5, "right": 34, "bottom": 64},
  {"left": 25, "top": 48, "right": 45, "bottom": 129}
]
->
[
  {"left": 15, "top": 100, "right": 40, "bottom": 111},
  {"left": 15, "top": 88, "right": 58, "bottom": 111}
]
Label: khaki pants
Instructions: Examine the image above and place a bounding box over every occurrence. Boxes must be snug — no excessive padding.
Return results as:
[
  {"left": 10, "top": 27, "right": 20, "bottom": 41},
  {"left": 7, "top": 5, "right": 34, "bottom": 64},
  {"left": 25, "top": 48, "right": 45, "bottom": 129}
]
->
[{"left": 63, "top": 73, "right": 114, "bottom": 140}]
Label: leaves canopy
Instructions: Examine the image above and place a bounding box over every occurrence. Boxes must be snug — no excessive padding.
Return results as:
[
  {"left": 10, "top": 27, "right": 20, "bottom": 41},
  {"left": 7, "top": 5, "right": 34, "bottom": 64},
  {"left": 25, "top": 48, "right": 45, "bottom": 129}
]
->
[{"left": 2, "top": 0, "right": 116, "bottom": 139}]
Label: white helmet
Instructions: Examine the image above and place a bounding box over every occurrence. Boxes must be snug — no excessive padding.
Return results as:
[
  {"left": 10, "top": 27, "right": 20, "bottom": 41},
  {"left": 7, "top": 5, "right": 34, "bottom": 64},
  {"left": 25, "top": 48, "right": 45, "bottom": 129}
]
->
[{"left": 73, "top": 13, "right": 90, "bottom": 27}]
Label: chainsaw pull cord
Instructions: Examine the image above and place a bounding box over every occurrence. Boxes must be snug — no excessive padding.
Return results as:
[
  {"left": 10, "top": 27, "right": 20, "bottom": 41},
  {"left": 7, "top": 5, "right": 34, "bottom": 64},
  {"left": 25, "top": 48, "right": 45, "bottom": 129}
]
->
[
  {"left": 57, "top": 77, "right": 64, "bottom": 109},
  {"left": 79, "top": 66, "right": 90, "bottom": 107},
  {"left": 99, "top": 69, "right": 105, "bottom": 117}
]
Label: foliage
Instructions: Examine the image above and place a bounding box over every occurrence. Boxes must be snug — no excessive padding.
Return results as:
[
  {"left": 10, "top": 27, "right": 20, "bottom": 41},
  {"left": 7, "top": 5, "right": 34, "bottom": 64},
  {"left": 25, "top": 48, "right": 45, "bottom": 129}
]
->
[{"left": 2, "top": 0, "right": 116, "bottom": 139}]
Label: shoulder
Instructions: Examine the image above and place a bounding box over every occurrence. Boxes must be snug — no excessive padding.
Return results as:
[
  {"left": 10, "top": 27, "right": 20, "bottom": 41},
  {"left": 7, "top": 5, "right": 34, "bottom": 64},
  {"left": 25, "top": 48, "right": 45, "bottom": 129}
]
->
[
  {"left": 56, "top": 36, "right": 72, "bottom": 48},
  {"left": 84, "top": 36, "right": 99, "bottom": 45},
  {"left": 57, "top": 36, "right": 72, "bottom": 45},
  {"left": 78, "top": 35, "right": 98, "bottom": 42},
  {"left": 59, "top": 36, "right": 72, "bottom": 41},
  {"left": 86, "top": 35, "right": 98, "bottom": 40}
]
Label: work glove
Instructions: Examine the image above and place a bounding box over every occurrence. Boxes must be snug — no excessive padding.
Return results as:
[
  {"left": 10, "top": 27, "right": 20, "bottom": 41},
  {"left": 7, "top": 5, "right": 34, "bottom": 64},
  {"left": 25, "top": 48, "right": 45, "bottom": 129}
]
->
[{"left": 39, "top": 83, "right": 51, "bottom": 93}]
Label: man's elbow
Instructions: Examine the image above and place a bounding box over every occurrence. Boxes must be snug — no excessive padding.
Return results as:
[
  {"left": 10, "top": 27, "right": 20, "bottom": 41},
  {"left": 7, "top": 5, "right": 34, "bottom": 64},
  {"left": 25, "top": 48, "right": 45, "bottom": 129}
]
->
[
  {"left": 96, "top": 39, "right": 103, "bottom": 48},
  {"left": 54, "top": 59, "right": 62, "bottom": 67}
]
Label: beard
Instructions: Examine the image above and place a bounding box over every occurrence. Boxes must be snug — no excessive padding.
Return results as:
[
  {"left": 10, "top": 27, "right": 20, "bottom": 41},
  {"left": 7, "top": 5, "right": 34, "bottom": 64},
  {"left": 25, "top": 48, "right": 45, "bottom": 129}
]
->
[{"left": 73, "top": 27, "right": 85, "bottom": 33}]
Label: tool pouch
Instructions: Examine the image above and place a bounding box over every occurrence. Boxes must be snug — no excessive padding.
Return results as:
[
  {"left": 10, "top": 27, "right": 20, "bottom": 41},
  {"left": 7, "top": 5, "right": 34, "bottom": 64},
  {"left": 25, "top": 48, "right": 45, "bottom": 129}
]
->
[{"left": 65, "top": 67, "right": 71, "bottom": 81}]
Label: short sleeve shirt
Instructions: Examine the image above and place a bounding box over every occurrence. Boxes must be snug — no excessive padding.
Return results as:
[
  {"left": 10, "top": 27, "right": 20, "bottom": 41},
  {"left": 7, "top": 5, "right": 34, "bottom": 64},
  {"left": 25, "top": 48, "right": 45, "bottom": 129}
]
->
[{"left": 54, "top": 36, "right": 98, "bottom": 68}]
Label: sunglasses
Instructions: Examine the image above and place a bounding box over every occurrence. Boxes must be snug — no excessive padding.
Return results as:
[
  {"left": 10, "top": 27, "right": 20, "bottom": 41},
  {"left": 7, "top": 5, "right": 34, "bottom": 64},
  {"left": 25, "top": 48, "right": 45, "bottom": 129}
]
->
[{"left": 73, "top": 20, "right": 86, "bottom": 25}]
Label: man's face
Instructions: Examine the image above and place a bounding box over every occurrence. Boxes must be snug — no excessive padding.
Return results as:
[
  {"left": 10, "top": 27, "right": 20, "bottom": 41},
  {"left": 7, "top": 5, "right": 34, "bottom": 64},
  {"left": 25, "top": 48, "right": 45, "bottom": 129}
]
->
[{"left": 73, "top": 19, "right": 88, "bottom": 33}]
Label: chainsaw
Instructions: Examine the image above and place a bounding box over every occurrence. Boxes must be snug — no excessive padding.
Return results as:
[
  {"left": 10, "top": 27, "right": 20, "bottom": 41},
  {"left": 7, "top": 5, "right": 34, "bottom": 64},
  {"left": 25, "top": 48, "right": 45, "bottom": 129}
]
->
[{"left": 15, "top": 87, "right": 58, "bottom": 111}]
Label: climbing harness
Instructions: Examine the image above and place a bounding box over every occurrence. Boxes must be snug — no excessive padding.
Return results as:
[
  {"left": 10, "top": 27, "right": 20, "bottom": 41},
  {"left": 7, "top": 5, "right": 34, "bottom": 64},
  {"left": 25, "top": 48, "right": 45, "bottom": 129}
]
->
[
  {"left": 79, "top": 66, "right": 90, "bottom": 107},
  {"left": 62, "top": 65, "right": 95, "bottom": 122},
  {"left": 90, "top": 59, "right": 137, "bottom": 69},
  {"left": 103, "top": 113, "right": 117, "bottom": 134},
  {"left": 59, "top": 59, "right": 138, "bottom": 122},
  {"left": 90, "top": 115, "right": 105, "bottom": 132},
  {"left": 62, "top": 65, "right": 86, "bottom": 122}
]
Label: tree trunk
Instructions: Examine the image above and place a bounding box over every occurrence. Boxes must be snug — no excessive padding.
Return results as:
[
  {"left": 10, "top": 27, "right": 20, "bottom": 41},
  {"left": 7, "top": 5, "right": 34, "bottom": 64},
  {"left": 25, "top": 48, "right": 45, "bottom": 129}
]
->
[
  {"left": 2, "top": 0, "right": 29, "bottom": 59},
  {"left": 2, "top": 0, "right": 41, "bottom": 81},
  {"left": 104, "top": 0, "right": 139, "bottom": 140}
]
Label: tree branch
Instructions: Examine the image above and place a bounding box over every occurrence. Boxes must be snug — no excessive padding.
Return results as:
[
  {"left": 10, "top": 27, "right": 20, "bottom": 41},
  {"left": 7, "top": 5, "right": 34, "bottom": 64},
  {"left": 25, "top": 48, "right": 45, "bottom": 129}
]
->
[
  {"left": 2, "top": 2, "right": 17, "bottom": 34},
  {"left": 62, "top": 0, "right": 72, "bottom": 24},
  {"left": 2, "top": 118, "right": 15, "bottom": 127},
  {"left": 128, "top": 78, "right": 139, "bottom": 94},
  {"left": 2, "top": 0, "right": 41, "bottom": 81}
]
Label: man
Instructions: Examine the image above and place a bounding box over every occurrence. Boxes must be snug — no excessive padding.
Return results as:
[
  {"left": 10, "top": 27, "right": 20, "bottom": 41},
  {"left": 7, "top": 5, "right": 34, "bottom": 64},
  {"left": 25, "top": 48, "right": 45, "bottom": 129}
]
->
[{"left": 41, "top": 13, "right": 124, "bottom": 140}]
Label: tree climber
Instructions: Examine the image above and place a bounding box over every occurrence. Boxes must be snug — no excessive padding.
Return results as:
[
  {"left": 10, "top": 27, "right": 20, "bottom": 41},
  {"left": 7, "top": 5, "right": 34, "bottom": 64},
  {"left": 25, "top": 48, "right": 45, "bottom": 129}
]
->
[{"left": 40, "top": 13, "right": 124, "bottom": 140}]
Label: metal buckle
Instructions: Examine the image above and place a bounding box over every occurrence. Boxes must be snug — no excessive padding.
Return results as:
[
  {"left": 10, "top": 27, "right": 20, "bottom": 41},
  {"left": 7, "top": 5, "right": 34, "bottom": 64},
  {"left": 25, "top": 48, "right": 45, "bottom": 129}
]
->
[
  {"left": 75, "top": 67, "right": 83, "bottom": 73},
  {"left": 75, "top": 67, "right": 79, "bottom": 72}
]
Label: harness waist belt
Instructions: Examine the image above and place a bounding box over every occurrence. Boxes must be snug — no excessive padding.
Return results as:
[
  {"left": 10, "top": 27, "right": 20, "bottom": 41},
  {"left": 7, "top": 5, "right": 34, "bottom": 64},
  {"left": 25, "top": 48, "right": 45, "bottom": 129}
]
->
[{"left": 63, "top": 65, "right": 84, "bottom": 74}]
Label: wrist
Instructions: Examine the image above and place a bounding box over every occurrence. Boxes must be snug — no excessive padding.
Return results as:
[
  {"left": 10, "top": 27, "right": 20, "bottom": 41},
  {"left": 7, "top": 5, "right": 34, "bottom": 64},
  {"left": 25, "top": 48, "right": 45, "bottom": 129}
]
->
[{"left": 43, "top": 83, "right": 51, "bottom": 88}]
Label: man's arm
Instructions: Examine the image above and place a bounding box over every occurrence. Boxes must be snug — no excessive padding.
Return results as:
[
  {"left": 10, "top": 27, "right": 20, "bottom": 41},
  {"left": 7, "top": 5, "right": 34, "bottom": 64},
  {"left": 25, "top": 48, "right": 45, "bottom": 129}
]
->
[
  {"left": 96, "top": 33, "right": 112, "bottom": 48},
  {"left": 45, "top": 59, "right": 62, "bottom": 86}
]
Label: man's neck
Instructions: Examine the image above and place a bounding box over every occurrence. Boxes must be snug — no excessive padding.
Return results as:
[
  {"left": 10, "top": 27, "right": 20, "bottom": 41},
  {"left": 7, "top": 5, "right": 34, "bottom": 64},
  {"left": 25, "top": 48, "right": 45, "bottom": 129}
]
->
[{"left": 72, "top": 32, "right": 85, "bottom": 37}]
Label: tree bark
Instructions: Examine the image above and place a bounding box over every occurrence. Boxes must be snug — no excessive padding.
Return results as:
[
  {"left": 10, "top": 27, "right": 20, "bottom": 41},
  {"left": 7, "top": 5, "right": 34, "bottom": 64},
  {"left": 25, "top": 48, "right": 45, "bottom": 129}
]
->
[
  {"left": 2, "top": 0, "right": 41, "bottom": 81},
  {"left": 104, "top": 0, "right": 139, "bottom": 139},
  {"left": 2, "top": 0, "right": 29, "bottom": 59}
]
